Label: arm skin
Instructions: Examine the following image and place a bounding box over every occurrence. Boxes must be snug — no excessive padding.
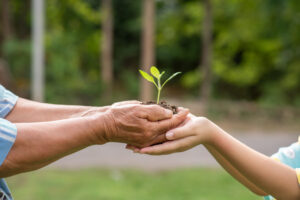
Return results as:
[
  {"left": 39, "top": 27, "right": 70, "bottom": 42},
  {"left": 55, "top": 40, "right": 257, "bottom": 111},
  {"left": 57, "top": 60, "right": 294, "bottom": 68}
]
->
[
  {"left": 0, "top": 103, "right": 189, "bottom": 178},
  {"left": 205, "top": 144, "right": 268, "bottom": 196},
  {"left": 5, "top": 98, "right": 109, "bottom": 123},
  {"left": 209, "top": 128, "right": 300, "bottom": 200},
  {"left": 0, "top": 116, "right": 100, "bottom": 178},
  {"left": 137, "top": 115, "right": 300, "bottom": 200}
]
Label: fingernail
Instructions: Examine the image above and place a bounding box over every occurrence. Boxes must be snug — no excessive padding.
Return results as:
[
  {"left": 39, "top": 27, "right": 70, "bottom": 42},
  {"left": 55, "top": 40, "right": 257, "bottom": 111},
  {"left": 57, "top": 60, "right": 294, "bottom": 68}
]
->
[{"left": 166, "top": 132, "right": 174, "bottom": 140}]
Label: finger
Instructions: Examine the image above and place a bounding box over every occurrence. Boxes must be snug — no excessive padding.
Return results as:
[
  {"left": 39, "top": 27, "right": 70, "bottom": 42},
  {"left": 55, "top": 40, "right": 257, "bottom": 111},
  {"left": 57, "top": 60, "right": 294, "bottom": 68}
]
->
[
  {"left": 126, "top": 144, "right": 141, "bottom": 152},
  {"left": 148, "top": 134, "right": 168, "bottom": 146},
  {"left": 137, "top": 105, "right": 173, "bottom": 121},
  {"left": 155, "top": 108, "right": 189, "bottom": 133},
  {"left": 165, "top": 117, "right": 193, "bottom": 141},
  {"left": 140, "top": 136, "right": 196, "bottom": 155}
]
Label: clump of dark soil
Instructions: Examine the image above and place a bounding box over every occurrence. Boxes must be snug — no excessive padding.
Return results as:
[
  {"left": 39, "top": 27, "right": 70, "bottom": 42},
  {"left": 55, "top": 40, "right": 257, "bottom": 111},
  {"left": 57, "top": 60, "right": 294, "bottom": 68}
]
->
[{"left": 142, "top": 100, "right": 178, "bottom": 114}]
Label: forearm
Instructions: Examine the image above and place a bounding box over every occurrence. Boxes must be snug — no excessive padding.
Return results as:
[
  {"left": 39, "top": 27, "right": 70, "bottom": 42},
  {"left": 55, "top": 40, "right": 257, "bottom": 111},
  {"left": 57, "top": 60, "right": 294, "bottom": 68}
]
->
[
  {"left": 205, "top": 144, "right": 267, "bottom": 196},
  {"left": 5, "top": 98, "right": 109, "bottom": 123},
  {"left": 209, "top": 127, "right": 300, "bottom": 199},
  {"left": 0, "top": 115, "right": 105, "bottom": 177}
]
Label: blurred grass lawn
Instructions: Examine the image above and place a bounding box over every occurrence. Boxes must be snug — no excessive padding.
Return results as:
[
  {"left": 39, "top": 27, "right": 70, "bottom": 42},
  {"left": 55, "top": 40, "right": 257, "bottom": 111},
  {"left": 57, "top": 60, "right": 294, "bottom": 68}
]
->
[{"left": 7, "top": 168, "right": 261, "bottom": 200}]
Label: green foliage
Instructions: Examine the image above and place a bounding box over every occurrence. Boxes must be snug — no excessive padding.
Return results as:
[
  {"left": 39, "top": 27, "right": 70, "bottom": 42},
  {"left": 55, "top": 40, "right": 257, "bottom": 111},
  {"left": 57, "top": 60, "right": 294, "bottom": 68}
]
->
[
  {"left": 120, "top": 70, "right": 139, "bottom": 98},
  {"left": 139, "top": 66, "right": 181, "bottom": 103},
  {"left": 2, "top": 0, "right": 300, "bottom": 106},
  {"left": 139, "top": 70, "right": 156, "bottom": 85},
  {"left": 2, "top": 39, "right": 31, "bottom": 97},
  {"left": 44, "top": 0, "right": 103, "bottom": 104},
  {"left": 181, "top": 69, "right": 202, "bottom": 90}
]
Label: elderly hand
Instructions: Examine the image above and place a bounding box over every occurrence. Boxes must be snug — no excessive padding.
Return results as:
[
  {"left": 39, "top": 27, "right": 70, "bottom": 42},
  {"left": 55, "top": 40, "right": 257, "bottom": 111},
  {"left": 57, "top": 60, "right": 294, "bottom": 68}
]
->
[
  {"left": 74, "top": 100, "right": 141, "bottom": 118},
  {"left": 91, "top": 103, "right": 189, "bottom": 147}
]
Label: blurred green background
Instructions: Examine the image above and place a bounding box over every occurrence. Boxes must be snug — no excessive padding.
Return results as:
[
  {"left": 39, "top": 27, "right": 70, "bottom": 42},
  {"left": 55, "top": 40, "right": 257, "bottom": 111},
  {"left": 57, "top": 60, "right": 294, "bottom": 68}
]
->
[
  {"left": 1, "top": 0, "right": 300, "bottom": 106},
  {"left": 1, "top": 0, "right": 300, "bottom": 199}
]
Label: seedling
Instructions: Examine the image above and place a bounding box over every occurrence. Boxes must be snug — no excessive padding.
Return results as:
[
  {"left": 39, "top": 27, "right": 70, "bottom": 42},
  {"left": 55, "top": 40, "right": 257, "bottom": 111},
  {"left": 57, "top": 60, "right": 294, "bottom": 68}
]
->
[{"left": 139, "top": 66, "right": 181, "bottom": 104}]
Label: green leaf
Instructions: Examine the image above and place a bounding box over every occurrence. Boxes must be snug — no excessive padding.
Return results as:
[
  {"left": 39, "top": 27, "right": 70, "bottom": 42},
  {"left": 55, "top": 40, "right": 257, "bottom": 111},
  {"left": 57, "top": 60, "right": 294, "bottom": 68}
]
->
[
  {"left": 150, "top": 66, "right": 160, "bottom": 79},
  {"left": 162, "top": 72, "right": 182, "bottom": 88},
  {"left": 139, "top": 69, "right": 155, "bottom": 84}
]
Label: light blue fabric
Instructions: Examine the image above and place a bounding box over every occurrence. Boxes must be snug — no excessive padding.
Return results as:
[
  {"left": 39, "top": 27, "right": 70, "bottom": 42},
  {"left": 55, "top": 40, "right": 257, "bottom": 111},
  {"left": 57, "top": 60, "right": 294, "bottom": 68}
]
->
[
  {"left": 264, "top": 140, "right": 300, "bottom": 200},
  {"left": 0, "top": 85, "right": 18, "bottom": 200}
]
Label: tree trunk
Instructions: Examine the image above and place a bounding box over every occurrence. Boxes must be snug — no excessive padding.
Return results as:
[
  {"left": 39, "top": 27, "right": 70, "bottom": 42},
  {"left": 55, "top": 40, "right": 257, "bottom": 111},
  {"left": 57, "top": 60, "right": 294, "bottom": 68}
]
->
[
  {"left": 0, "top": 59, "right": 11, "bottom": 88},
  {"left": 140, "top": 0, "right": 155, "bottom": 101},
  {"left": 1, "top": 0, "right": 13, "bottom": 40},
  {"left": 101, "top": 0, "right": 114, "bottom": 100},
  {"left": 200, "top": 0, "right": 213, "bottom": 107},
  {"left": 31, "top": 0, "right": 45, "bottom": 102},
  {"left": 1, "top": 0, "right": 13, "bottom": 57}
]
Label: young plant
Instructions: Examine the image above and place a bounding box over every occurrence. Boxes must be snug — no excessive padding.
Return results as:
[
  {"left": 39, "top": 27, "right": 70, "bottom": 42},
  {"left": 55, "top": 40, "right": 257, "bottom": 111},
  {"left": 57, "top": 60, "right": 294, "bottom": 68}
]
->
[{"left": 139, "top": 66, "right": 181, "bottom": 104}]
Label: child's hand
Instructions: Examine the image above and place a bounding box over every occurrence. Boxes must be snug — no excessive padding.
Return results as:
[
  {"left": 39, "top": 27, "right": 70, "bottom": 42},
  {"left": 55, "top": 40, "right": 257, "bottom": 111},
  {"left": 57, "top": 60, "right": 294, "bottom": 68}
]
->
[{"left": 127, "top": 114, "right": 215, "bottom": 155}]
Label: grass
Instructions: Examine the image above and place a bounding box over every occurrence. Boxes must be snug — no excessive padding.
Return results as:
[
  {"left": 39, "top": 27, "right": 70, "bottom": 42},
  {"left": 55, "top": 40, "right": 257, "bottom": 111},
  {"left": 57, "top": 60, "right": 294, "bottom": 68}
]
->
[{"left": 6, "top": 168, "right": 261, "bottom": 200}]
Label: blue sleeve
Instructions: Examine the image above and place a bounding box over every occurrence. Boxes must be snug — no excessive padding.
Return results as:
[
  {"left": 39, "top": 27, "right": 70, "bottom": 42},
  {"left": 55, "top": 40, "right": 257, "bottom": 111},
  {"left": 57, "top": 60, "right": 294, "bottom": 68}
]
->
[
  {"left": 0, "top": 119, "right": 17, "bottom": 165},
  {"left": 271, "top": 141, "right": 300, "bottom": 169},
  {"left": 264, "top": 137, "right": 300, "bottom": 200},
  {"left": 0, "top": 85, "right": 18, "bottom": 166},
  {"left": 0, "top": 85, "right": 18, "bottom": 118}
]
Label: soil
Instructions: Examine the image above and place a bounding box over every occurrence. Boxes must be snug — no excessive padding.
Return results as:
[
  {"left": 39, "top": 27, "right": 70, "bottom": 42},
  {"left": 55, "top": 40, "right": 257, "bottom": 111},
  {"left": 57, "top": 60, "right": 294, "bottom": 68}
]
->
[{"left": 142, "top": 100, "right": 178, "bottom": 114}]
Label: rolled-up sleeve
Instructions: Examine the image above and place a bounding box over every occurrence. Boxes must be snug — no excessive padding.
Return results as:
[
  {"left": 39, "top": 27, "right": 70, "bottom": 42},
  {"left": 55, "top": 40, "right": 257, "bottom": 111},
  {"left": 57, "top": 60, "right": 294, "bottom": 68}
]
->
[
  {"left": 0, "top": 85, "right": 18, "bottom": 166},
  {"left": 0, "top": 85, "right": 18, "bottom": 118}
]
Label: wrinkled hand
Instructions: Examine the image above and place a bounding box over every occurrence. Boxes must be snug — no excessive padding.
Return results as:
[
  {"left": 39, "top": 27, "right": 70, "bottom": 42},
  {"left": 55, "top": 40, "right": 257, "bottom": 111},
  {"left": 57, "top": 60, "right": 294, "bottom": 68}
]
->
[
  {"left": 93, "top": 102, "right": 189, "bottom": 147},
  {"left": 78, "top": 100, "right": 140, "bottom": 118},
  {"left": 127, "top": 114, "right": 214, "bottom": 155},
  {"left": 111, "top": 100, "right": 141, "bottom": 107}
]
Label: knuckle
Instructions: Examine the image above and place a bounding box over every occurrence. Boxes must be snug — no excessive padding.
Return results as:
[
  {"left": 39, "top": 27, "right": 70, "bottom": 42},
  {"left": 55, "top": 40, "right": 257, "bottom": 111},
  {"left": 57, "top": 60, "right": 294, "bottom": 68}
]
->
[{"left": 144, "top": 130, "right": 153, "bottom": 139}]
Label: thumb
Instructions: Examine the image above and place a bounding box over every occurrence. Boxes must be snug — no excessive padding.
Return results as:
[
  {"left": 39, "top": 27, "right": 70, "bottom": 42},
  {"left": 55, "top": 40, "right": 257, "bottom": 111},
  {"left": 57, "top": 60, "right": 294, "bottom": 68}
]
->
[{"left": 139, "top": 105, "right": 173, "bottom": 122}]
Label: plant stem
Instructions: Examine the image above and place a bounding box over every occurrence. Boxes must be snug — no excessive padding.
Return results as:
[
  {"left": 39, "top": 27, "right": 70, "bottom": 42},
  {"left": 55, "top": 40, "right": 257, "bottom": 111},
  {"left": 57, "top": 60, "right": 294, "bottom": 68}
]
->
[
  {"left": 157, "top": 75, "right": 162, "bottom": 104},
  {"left": 157, "top": 89, "right": 161, "bottom": 104}
]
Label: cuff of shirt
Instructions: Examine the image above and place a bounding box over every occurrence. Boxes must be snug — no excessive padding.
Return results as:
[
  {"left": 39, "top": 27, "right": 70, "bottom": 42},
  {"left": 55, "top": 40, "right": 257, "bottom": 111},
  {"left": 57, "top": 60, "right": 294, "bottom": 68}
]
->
[
  {"left": 0, "top": 119, "right": 17, "bottom": 166},
  {"left": 0, "top": 87, "right": 18, "bottom": 118}
]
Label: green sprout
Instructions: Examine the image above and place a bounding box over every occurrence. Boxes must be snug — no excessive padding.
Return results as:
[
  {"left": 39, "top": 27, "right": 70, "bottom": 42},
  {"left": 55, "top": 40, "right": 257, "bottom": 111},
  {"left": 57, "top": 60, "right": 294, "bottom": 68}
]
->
[{"left": 139, "top": 66, "right": 181, "bottom": 104}]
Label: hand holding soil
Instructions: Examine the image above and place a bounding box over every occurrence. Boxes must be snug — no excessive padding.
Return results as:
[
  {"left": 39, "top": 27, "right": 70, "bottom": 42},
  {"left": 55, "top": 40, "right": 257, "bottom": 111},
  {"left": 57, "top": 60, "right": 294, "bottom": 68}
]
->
[{"left": 93, "top": 102, "right": 189, "bottom": 148}]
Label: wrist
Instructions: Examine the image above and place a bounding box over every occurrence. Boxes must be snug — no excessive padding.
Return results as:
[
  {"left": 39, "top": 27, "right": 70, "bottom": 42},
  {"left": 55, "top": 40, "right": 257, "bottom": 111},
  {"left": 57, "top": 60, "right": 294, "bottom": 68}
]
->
[
  {"left": 86, "top": 113, "right": 109, "bottom": 145},
  {"left": 205, "top": 121, "right": 225, "bottom": 147},
  {"left": 194, "top": 117, "right": 220, "bottom": 145},
  {"left": 74, "top": 106, "right": 111, "bottom": 118}
]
